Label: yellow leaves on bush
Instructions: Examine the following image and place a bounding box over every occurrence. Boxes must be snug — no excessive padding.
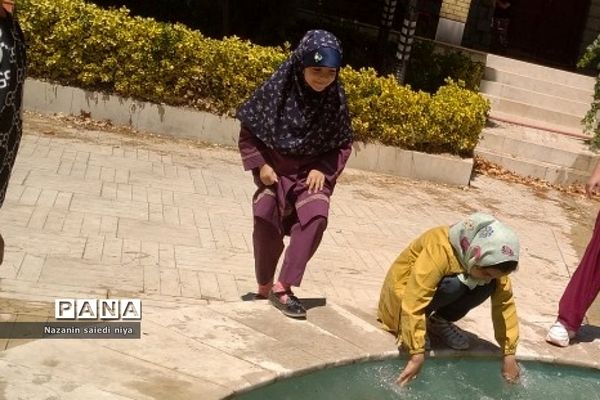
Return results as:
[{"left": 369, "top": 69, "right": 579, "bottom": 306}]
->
[
  {"left": 19, "top": 0, "right": 488, "bottom": 156},
  {"left": 427, "top": 80, "right": 490, "bottom": 155},
  {"left": 340, "top": 70, "right": 486, "bottom": 155}
]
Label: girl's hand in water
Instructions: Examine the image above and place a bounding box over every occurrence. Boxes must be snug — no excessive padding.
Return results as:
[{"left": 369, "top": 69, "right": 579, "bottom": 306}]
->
[
  {"left": 259, "top": 164, "right": 278, "bottom": 186},
  {"left": 396, "top": 353, "right": 424, "bottom": 387},
  {"left": 306, "top": 169, "right": 325, "bottom": 193},
  {"left": 501, "top": 355, "right": 520, "bottom": 383}
]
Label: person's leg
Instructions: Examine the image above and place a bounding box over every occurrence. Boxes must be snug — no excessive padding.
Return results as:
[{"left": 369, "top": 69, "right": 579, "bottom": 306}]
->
[
  {"left": 427, "top": 277, "right": 496, "bottom": 350},
  {"left": 556, "top": 211, "right": 600, "bottom": 333},
  {"left": 270, "top": 216, "right": 327, "bottom": 318},
  {"left": 435, "top": 280, "right": 496, "bottom": 322},
  {"left": 253, "top": 217, "right": 284, "bottom": 297},
  {"left": 425, "top": 276, "right": 468, "bottom": 316},
  {"left": 498, "top": 18, "right": 510, "bottom": 51},
  {"left": 547, "top": 227, "right": 600, "bottom": 347},
  {"left": 277, "top": 216, "right": 328, "bottom": 289},
  {"left": 490, "top": 18, "right": 501, "bottom": 52}
]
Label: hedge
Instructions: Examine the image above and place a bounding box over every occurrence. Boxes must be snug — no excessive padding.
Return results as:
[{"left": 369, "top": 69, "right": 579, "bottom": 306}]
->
[
  {"left": 577, "top": 35, "right": 600, "bottom": 149},
  {"left": 18, "top": 0, "right": 489, "bottom": 157},
  {"left": 406, "top": 40, "right": 485, "bottom": 94}
]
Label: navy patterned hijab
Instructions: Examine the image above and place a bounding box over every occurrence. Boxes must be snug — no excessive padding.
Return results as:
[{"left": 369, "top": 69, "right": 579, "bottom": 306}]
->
[
  {"left": 0, "top": 12, "right": 26, "bottom": 208},
  {"left": 236, "top": 30, "right": 353, "bottom": 157}
]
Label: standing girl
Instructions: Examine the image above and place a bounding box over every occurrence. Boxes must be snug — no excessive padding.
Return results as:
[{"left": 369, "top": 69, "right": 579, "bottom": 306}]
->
[
  {"left": 237, "top": 30, "right": 353, "bottom": 318},
  {"left": 0, "top": 0, "right": 26, "bottom": 263}
]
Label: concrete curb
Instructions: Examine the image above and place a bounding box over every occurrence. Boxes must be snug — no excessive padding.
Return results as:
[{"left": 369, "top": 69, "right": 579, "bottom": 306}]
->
[{"left": 23, "top": 78, "right": 473, "bottom": 187}]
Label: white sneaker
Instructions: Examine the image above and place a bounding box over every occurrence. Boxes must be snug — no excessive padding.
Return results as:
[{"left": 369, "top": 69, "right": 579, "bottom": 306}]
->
[
  {"left": 546, "top": 321, "right": 575, "bottom": 347},
  {"left": 427, "top": 314, "right": 470, "bottom": 350}
]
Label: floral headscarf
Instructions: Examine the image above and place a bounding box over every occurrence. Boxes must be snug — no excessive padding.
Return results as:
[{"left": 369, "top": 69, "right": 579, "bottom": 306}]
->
[
  {"left": 236, "top": 29, "right": 353, "bottom": 157},
  {"left": 448, "top": 212, "right": 520, "bottom": 289}
]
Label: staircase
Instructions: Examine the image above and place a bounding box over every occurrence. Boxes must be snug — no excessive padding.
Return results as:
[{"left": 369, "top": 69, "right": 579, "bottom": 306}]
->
[
  {"left": 475, "top": 54, "right": 598, "bottom": 185},
  {"left": 481, "top": 54, "right": 595, "bottom": 135}
]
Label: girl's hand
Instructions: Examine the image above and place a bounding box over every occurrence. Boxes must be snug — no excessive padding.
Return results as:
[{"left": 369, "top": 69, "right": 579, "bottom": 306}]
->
[
  {"left": 585, "top": 159, "right": 600, "bottom": 198},
  {"left": 586, "top": 173, "right": 600, "bottom": 198},
  {"left": 396, "top": 353, "right": 425, "bottom": 387},
  {"left": 501, "top": 355, "right": 520, "bottom": 383},
  {"left": 259, "top": 164, "right": 278, "bottom": 186},
  {"left": 306, "top": 169, "right": 325, "bottom": 194}
]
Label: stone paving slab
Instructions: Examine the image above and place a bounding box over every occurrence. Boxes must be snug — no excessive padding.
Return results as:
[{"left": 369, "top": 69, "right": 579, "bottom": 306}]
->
[
  {"left": 0, "top": 339, "right": 231, "bottom": 400},
  {"left": 0, "top": 113, "right": 598, "bottom": 399}
]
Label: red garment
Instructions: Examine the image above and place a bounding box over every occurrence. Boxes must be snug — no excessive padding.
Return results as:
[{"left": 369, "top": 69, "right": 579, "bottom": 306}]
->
[{"left": 558, "top": 210, "right": 600, "bottom": 332}]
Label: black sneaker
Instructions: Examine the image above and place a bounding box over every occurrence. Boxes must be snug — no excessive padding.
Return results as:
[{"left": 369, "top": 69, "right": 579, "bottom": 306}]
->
[
  {"left": 427, "top": 314, "right": 469, "bottom": 350},
  {"left": 269, "top": 291, "right": 307, "bottom": 319}
]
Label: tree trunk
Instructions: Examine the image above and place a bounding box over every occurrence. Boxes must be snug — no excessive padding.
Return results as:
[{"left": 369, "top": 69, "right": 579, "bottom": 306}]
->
[
  {"left": 376, "top": 0, "right": 398, "bottom": 72},
  {"left": 394, "top": 0, "right": 419, "bottom": 84}
]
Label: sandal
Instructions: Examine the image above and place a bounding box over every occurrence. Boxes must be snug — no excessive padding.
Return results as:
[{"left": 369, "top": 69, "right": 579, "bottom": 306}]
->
[{"left": 269, "top": 290, "right": 307, "bottom": 318}]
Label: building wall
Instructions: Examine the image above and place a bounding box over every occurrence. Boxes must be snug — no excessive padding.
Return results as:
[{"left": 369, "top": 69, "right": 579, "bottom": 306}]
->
[
  {"left": 439, "top": 0, "right": 473, "bottom": 23},
  {"left": 580, "top": 0, "right": 600, "bottom": 58},
  {"left": 435, "top": 0, "right": 474, "bottom": 44}
]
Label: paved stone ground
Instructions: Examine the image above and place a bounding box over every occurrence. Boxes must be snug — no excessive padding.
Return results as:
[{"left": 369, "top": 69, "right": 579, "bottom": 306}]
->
[{"left": 0, "top": 112, "right": 598, "bottom": 399}]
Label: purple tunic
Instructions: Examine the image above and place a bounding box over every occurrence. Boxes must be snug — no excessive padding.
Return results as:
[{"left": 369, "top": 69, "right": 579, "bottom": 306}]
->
[{"left": 239, "top": 126, "right": 351, "bottom": 233}]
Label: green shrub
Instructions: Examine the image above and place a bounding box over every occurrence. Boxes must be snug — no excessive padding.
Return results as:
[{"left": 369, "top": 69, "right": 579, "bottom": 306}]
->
[
  {"left": 406, "top": 41, "right": 485, "bottom": 93},
  {"left": 18, "top": 0, "right": 489, "bottom": 156},
  {"left": 19, "top": 0, "right": 286, "bottom": 112},
  {"left": 427, "top": 80, "right": 490, "bottom": 155},
  {"left": 340, "top": 68, "right": 431, "bottom": 149},
  {"left": 406, "top": 40, "right": 485, "bottom": 93},
  {"left": 577, "top": 35, "right": 600, "bottom": 149}
]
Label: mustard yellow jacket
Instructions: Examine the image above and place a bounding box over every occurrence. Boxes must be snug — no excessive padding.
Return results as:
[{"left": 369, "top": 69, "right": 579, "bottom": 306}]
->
[{"left": 377, "top": 226, "right": 519, "bottom": 355}]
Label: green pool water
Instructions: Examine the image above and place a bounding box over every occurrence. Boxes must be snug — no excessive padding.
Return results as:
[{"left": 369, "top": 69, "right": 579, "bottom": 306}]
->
[{"left": 232, "top": 358, "right": 600, "bottom": 400}]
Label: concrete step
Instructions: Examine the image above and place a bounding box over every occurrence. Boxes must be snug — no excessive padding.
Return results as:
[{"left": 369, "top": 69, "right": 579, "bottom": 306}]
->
[
  {"left": 475, "top": 148, "right": 591, "bottom": 185},
  {"left": 475, "top": 147, "right": 591, "bottom": 185},
  {"left": 483, "top": 94, "right": 585, "bottom": 131},
  {"left": 482, "top": 68, "right": 593, "bottom": 103},
  {"left": 485, "top": 54, "right": 595, "bottom": 90},
  {"left": 480, "top": 80, "right": 590, "bottom": 117},
  {"left": 475, "top": 121, "right": 596, "bottom": 185},
  {"left": 478, "top": 125, "right": 596, "bottom": 171},
  {"left": 488, "top": 111, "right": 589, "bottom": 138}
]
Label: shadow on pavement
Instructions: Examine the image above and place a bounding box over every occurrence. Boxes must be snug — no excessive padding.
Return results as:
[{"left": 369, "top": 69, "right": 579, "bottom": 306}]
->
[
  {"left": 300, "top": 297, "right": 327, "bottom": 311},
  {"left": 240, "top": 292, "right": 327, "bottom": 312},
  {"left": 240, "top": 292, "right": 266, "bottom": 301},
  {"left": 574, "top": 324, "right": 600, "bottom": 344}
]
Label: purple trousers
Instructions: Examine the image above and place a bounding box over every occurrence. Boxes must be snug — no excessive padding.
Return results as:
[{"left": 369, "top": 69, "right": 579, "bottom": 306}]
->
[
  {"left": 253, "top": 216, "right": 327, "bottom": 287},
  {"left": 558, "top": 210, "right": 600, "bottom": 332}
]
